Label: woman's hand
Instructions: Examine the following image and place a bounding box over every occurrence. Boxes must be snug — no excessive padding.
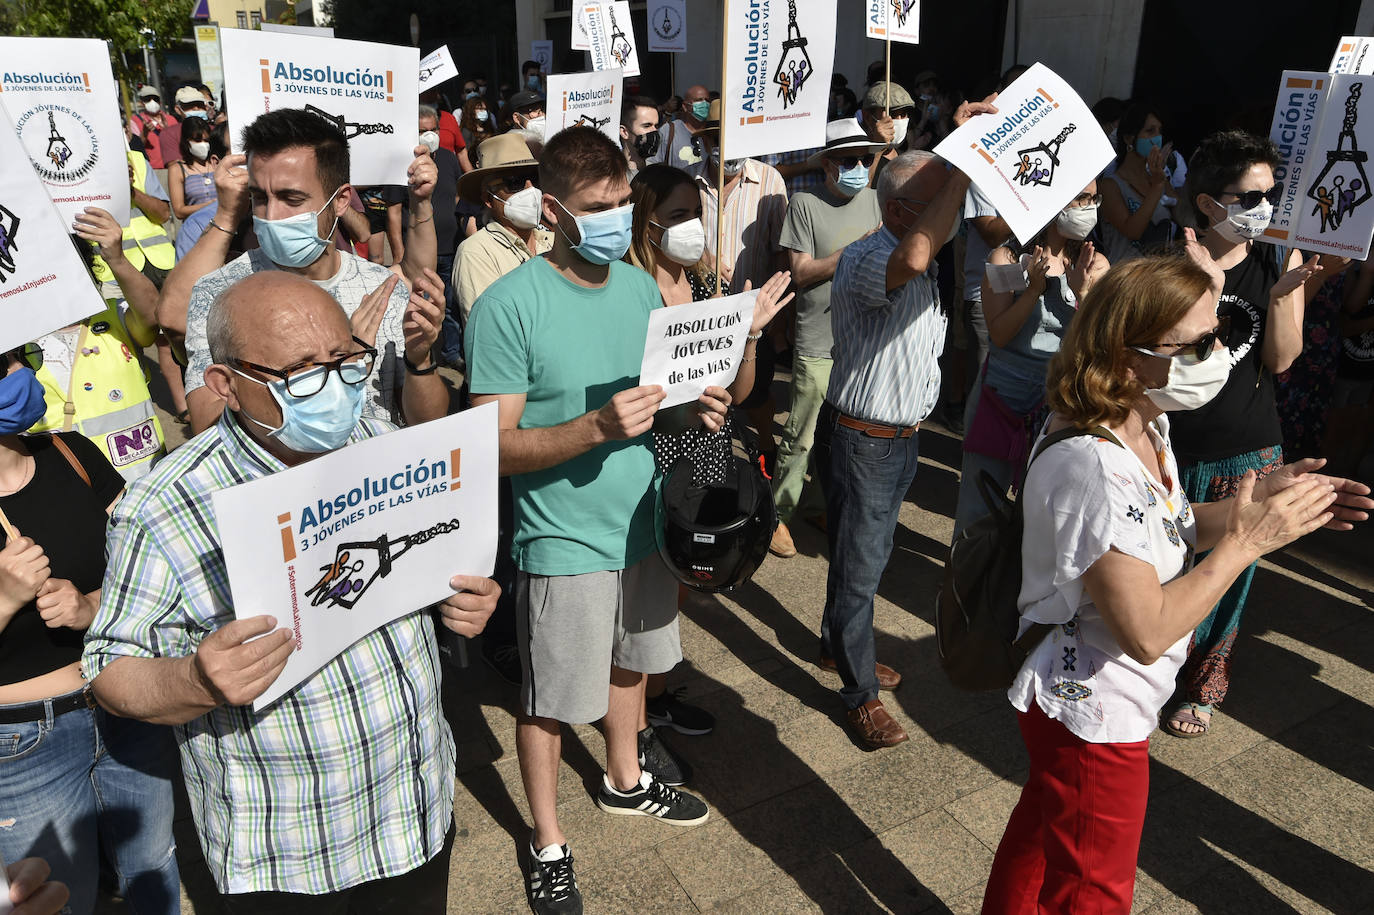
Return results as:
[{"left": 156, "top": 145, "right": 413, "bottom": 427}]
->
[
  {"left": 1145, "top": 145, "right": 1168, "bottom": 192},
  {"left": 1024, "top": 245, "right": 1051, "bottom": 293},
  {"left": 72, "top": 207, "right": 124, "bottom": 265},
  {"left": 744, "top": 270, "right": 795, "bottom": 333},
  {"left": 1269, "top": 255, "right": 1322, "bottom": 302},
  {"left": 1223, "top": 470, "right": 1337, "bottom": 560},
  {"left": 693, "top": 385, "right": 732, "bottom": 432},
  {"left": 1255, "top": 458, "right": 1373, "bottom": 530},
  {"left": 35, "top": 579, "right": 98, "bottom": 630},
  {"left": 1181, "top": 227, "right": 1226, "bottom": 292},
  {"left": 1067, "top": 241, "right": 1106, "bottom": 300},
  {"left": 0, "top": 532, "right": 50, "bottom": 617}
]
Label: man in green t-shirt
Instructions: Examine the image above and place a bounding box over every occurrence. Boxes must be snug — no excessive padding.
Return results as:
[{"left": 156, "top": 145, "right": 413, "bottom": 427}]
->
[{"left": 466, "top": 126, "right": 729, "bottom": 915}]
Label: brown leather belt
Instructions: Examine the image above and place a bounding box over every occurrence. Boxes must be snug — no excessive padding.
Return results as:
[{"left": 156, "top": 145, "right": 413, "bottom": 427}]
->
[{"left": 836, "top": 412, "right": 917, "bottom": 439}]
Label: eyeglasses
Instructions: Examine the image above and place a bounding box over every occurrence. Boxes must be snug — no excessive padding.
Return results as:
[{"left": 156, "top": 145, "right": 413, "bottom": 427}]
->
[
  {"left": 486, "top": 174, "right": 531, "bottom": 196},
  {"left": 233, "top": 337, "right": 377, "bottom": 398},
  {"left": 1217, "top": 184, "right": 1284, "bottom": 210},
  {"left": 1069, "top": 192, "right": 1103, "bottom": 207},
  {"left": 831, "top": 153, "right": 876, "bottom": 169},
  {"left": 1130, "top": 315, "right": 1230, "bottom": 363}
]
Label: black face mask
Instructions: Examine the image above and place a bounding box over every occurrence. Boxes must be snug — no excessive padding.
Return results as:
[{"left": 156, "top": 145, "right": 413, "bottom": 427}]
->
[{"left": 633, "top": 130, "right": 661, "bottom": 159}]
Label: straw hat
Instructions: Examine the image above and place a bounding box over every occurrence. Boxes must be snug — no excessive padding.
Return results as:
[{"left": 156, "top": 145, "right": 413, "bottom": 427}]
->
[{"left": 457, "top": 134, "right": 540, "bottom": 204}]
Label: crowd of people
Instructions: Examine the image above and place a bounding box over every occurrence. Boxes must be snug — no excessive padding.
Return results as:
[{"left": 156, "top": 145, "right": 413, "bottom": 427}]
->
[{"left": 1, "top": 55, "right": 1372, "bottom": 915}]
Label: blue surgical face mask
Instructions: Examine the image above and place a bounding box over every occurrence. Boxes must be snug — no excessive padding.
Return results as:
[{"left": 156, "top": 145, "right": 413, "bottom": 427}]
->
[
  {"left": 527, "top": 74, "right": 541, "bottom": 90},
  {"left": 476, "top": 109, "right": 490, "bottom": 123},
  {"left": 1135, "top": 134, "right": 1162, "bottom": 158},
  {"left": 552, "top": 198, "right": 634, "bottom": 265},
  {"left": 0, "top": 367, "right": 47, "bottom": 435},
  {"left": 233, "top": 364, "right": 364, "bottom": 453},
  {"left": 252, "top": 187, "right": 343, "bottom": 269},
  {"left": 691, "top": 100, "right": 711, "bottom": 121},
  {"left": 835, "top": 162, "right": 869, "bottom": 196},
  {"left": 465, "top": 89, "right": 480, "bottom": 99},
  {"left": 183, "top": 109, "right": 209, "bottom": 120}
]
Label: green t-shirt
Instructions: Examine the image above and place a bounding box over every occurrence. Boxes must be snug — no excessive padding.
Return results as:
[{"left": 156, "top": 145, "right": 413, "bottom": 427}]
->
[{"left": 465, "top": 256, "right": 661, "bottom": 575}]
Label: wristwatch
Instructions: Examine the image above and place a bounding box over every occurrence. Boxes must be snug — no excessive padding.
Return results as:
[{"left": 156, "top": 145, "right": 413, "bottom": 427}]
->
[{"left": 404, "top": 350, "right": 439, "bottom": 375}]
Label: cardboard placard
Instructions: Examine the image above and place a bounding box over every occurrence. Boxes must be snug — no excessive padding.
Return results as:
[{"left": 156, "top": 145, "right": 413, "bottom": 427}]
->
[
  {"left": 1283, "top": 73, "right": 1374, "bottom": 258},
  {"left": 1330, "top": 36, "right": 1374, "bottom": 74},
  {"left": 532, "top": 40, "right": 555, "bottom": 75},
  {"left": 648, "top": 0, "right": 688, "bottom": 53},
  {"left": 639, "top": 292, "right": 755, "bottom": 409},
  {"left": 0, "top": 37, "right": 130, "bottom": 224},
  {"left": 572, "top": 4, "right": 592, "bottom": 51},
  {"left": 584, "top": 1, "right": 641, "bottom": 79},
  {"left": 260, "top": 23, "right": 336, "bottom": 37},
  {"left": 546, "top": 69, "right": 622, "bottom": 143},
  {"left": 1265, "top": 71, "right": 1332, "bottom": 247},
  {"left": 213, "top": 403, "right": 499, "bottom": 710},
  {"left": 865, "top": 0, "right": 920, "bottom": 45},
  {"left": 194, "top": 25, "right": 225, "bottom": 101},
  {"left": 418, "top": 45, "right": 459, "bottom": 91}
]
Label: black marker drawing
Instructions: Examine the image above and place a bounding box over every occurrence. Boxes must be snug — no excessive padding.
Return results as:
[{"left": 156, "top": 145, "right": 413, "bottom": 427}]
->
[
  {"left": 45, "top": 111, "right": 73, "bottom": 171},
  {"left": 0, "top": 203, "right": 19, "bottom": 284},
  {"left": 304, "top": 104, "right": 396, "bottom": 140},
  {"left": 1014, "top": 123, "right": 1076, "bottom": 188},
  {"left": 772, "top": 0, "right": 814, "bottom": 109},
  {"left": 1308, "top": 82, "right": 1371, "bottom": 233},
  {"left": 574, "top": 113, "right": 612, "bottom": 130},
  {"left": 608, "top": 4, "right": 634, "bottom": 68},
  {"left": 304, "top": 518, "right": 460, "bottom": 610}
]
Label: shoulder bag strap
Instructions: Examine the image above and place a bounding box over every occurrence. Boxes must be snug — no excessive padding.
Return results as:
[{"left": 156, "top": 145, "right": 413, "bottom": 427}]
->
[{"left": 49, "top": 433, "right": 92, "bottom": 488}]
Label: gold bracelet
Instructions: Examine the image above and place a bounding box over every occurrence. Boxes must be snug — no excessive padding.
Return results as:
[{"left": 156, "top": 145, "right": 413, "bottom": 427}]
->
[{"left": 411, "top": 213, "right": 433, "bottom": 227}]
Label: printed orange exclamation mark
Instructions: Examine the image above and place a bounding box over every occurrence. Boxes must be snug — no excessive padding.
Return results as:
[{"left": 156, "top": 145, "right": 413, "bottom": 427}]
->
[
  {"left": 1038, "top": 87, "right": 1054, "bottom": 104},
  {"left": 971, "top": 143, "right": 994, "bottom": 165},
  {"left": 278, "top": 512, "right": 296, "bottom": 562},
  {"left": 260, "top": 60, "right": 271, "bottom": 93},
  {"left": 386, "top": 69, "right": 393, "bottom": 102},
  {"left": 82, "top": 72, "right": 90, "bottom": 93},
  {"left": 449, "top": 449, "right": 462, "bottom": 491}
]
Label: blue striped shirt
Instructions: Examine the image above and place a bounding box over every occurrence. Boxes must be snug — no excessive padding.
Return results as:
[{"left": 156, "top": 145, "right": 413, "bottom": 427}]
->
[
  {"left": 826, "top": 226, "right": 947, "bottom": 427},
  {"left": 83, "top": 412, "right": 455, "bottom": 896}
]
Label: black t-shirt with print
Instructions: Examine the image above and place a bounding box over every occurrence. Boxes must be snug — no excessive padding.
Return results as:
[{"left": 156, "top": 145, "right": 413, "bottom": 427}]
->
[
  {"left": 1339, "top": 299, "right": 1374, "bottom": 381},
  {"left": 1169, "top": 244, "right": 1284, "bottom": 464}
]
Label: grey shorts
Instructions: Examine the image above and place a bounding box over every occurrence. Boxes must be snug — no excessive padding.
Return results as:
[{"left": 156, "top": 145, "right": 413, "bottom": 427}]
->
[{"left": 516, "top": 553, "right": 681, "bottom": 724}]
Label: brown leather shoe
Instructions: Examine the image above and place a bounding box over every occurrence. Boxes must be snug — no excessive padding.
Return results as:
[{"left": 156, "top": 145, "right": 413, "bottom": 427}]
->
[
  {"left": 817, "top": 655, "right": 902, "bottom": 691},
  {"left": 769, "top": 521, "right": 797, "bottom": 558},
  {"left": 847, "top": 699, "right": 909, "bottom": 749}
]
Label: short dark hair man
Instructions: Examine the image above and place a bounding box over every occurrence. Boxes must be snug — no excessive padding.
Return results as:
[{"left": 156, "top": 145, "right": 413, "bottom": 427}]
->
[{"left": 619, "top": 94, "right": 661, "bottom": 178}]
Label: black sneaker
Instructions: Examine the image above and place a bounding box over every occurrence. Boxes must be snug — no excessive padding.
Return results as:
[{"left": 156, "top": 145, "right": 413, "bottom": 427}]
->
[
  {"left": 645, "top": 687, "right": 715, "bottom": 736},
  {"left": 596, "top": 770, "right": 709, "bottom": 826},
  {"left": 481, "top": 638, "right": 522, "bottom": 685},
  {"left": 638, "top": 726, "right": 691, "bottom": 786},
  {"left": 526, "top": 840, "right": 582, "bottom": 915}
]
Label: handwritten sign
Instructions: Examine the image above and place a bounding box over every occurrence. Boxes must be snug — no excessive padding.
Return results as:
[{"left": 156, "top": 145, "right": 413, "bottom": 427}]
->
[
  {"left": 584, "top": 1, "right": 641, "bottom": 79},
  {"left": 865, "top": 0, "right": 920, "bottom": 45},
  {"left": 546, "top": 69, "right": 622, "bottom": 143},
  {"left": 935, "top": 63, "right": 1114, "bottom": 244},
  {"left": 220, "top": 29, "right": 418, "bottom": 187},
  {"left": 0, "top": 99, "right": 107, "bottom": 354},
  {"left": 0, "top": 37, "right": 130, "bottom": 225},
  {"left": 213, "top": 403, "right": 499, "bottom": 709},
  {"left": 639, "top": 292, "right": 755, "bottom": 409},
  {"left": 418, "top": 45, "right": 459, "bottom": 90}
]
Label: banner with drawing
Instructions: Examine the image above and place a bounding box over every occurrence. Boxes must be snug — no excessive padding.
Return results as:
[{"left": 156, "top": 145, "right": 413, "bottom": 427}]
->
[
  {"left": 1330, "top": 36, "right": 1374, "bottom": 74},
  {"left": 0, "top": 99, "right": 107, "bottom": 354},
  {"left": 584, "top": 1, "right": 641, "bottom": 79},
  {"left": 865, "top": 0, "right": 920, "bottom": 45},
  {"left": 546, "top": 69, "right": 622, "bottom": 143},
  {"left": 640, "top": 291, "right": 755, "bottom": 409},
  {"left": 722, "top": 0, "right": 836, "bottom": 160},
  {"left": 220, "top": 29, "right": 418, "bottom": 187},
  {"left": 1265, "top": 72, "right": 1331, "bottom": 248},
  {"left": 935, "top": 63, "right": 1114, "bottom": 244},
  {"left": 648, "top": 0, "right": 688, "bottom": 53},
  {"left": 213, "top": 403, "right": 499, "bottom": 709},
  {"left": 0, "top": 36, "right": 129, "bottom": 224},
  {"left": 418, "top": 45, "right": 459, "bottom": 91}
]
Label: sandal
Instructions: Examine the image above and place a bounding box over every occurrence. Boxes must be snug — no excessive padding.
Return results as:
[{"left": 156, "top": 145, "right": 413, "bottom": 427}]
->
[{"left": 1164, "top": 702, "right": 1212, "bottom": 738}]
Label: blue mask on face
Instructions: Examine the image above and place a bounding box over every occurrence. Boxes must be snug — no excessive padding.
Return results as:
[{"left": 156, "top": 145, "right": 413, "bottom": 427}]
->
[
  {"left": 553, "top": 198, "right": 634, "bottom": 265},
  {"left": 233, "top": 364, "right": 364, "bottom": 453},
  {"left": 184, "top": 109, "right": 208, "bottom": 119},
  {"left": 0, "top": 367, "right": 47, "bottom": 435},
  {"left": 1135, "top": 134, "right": 1162, "bottom": 158},
  {"left": 252, "top": 187, "right": 343, "bottom": 269},
  {"left": 835, "top": 162, "right": 869, "bottom": 196},
  {"left": 527, "top": 74, "right": 541, "bottom": 90}
]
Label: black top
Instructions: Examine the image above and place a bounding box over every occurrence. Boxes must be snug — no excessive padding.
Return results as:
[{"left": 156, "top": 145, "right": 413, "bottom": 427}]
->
[
  {"left": 1340, "top": 300, "right": 1374, "bottom": 381},
  {"left": 432, "top": 148, "right": 461, "bottom": 256},
  {"left": 653, "top": 270, "right": 733, "bottom": 484},
  {"left": 1169, "top": 244, "right": 1284, "bottom": 464},
  {"left": 0, "top": 433, "right": 124, "bottom": 686}
]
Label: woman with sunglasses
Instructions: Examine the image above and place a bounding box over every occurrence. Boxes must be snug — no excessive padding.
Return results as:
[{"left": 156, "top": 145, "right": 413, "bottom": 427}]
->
[
  {"left": 982, "top": 240, "right": 1369, "bottom": 913},
  {"left": 1162, "top": 129, "right": 1331, "bottom": 738},
  {"left": 952, "top": 181, "right": 1108, "bottom": 537}
]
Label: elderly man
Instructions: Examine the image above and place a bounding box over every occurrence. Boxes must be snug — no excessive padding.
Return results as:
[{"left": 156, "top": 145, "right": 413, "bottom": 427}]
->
[
  {"left": 815, "top": 97, "right": 997, "bottom": 750},
  {"left": 83, "top": 271, "right": 501, "bottom": 911},
  {"left": 658, "top": 83, "right": 710, "bottom": 169}
]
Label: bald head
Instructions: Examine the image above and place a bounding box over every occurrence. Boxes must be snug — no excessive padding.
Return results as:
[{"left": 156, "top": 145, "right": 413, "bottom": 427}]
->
[{"left": 207, "top": 271, "right": 352, "bottom": 368}]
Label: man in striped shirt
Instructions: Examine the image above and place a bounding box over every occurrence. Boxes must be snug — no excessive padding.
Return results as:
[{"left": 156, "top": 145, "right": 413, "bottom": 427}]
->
[
  {"left": 813, "top": 98, "right": 998, "bottom": 751},
  {"left": 83, "top": 271, "right": 500, "bottom": 911}
]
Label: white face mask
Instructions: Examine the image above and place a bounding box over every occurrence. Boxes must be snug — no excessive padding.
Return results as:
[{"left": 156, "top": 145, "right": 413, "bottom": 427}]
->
[
  {"left": 1211, "top": 198, "right": 1274, "bottom": 244},
  {"left": 891, "top": 116, "right": 910, "bottom": 146},
  {"left": 143, "top": 100, "right": 160, "bottom": 114},
  {"left": 1140, "top": 347, "right": 1232, "bottom": 412},
  {"left": 188, "top": 141, "right": 211, "bottom": 161},
  {"left": 521, "top": 115, "right": 547, "bottom": 143},
  {"left": 651, "top": 217, "right": 706, "bottom": 266},
  {"left": 497, "top": 185, "right": 543, "bottom": 229},
  {"left": 418, "top": 130, "right": 439, "bottom": 154},
  {"left": 1055, "top": 203, "right": 1098, "bottom": 240}
]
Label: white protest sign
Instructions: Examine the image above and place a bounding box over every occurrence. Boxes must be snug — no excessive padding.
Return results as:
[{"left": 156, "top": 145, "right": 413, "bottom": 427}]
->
[
  {"left": 194, "top": 26, "right": 225, "bottom": 101},
  {"left": 0, "top": 100, "right": 107, "bottom": 354},
  {"left": 418, "top": 45, "right": 459, "bottom": 91},
  {"left": 640, "top": 292, "right": 755, "bottom": 409},
  {"left": 1330, "top": 36, "right": 1374, "bottom": 74},
  {"left": 260, "top": 23, "right": 336, "bottom": 37},
  {"left": 0, "top": 37, "right": 130, "bottom": 225},
  {"left": 1264, "top": 71, "right": 1331, "bottom": 247},
  {"left": 532, "top": 40, "right": 555, "bottom": 75},
  {"left": 1285, "top": 73, "right": 1374, "bottom": 258},
  {"left": 935, "top": 63, "right": 1114, "bottom": 245},
  {"left": 213, "top": 403, "right": 499, "bottom": 710},
  {"left": 723, "top": 0, "right": 836, "bottom": 160},
  {"left": 546, "top": 69, "right": 622, "bottom": 143},
  {"left": 648, "top": 0, "right": 688, "bottom": 53},
  {"left": 865, "top": 0, "right": 920, "bottom": 45},
  {"left": 220, "top": 29, "right": 418, "bottom": 187},
  {"left": 572, "top": 5, "right": 592, "bottom": 51},
  {"left": 584, "top": 2, "right": 641, "bottom": 79}
]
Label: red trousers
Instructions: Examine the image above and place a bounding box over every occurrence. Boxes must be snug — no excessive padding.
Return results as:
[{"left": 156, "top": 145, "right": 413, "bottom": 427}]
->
[{"left": 982, "top": 701, "right": 1150, "bottom": 914}]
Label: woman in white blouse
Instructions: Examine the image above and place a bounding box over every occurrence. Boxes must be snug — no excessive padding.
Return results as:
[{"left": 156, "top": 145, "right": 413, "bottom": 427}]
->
[{"left": 981, "top": 236, "right": 1371, "bottom": 914}]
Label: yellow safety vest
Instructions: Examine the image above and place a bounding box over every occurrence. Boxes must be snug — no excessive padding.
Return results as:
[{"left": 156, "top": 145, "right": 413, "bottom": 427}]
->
[
  {"left": 25, "top": 302, "right": 166, "bottom": 480},
  {"left": 92, "top": 150, "right": 176, "bottom": 283}
]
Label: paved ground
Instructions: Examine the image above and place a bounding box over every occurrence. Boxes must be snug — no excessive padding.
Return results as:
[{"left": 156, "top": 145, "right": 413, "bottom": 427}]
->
[{"left": 137, "top": 366, "right": 1373, "bottom": 914}]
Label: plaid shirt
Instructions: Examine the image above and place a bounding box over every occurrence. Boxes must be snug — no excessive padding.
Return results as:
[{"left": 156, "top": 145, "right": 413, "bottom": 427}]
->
[{"left": 83, "top": 412, "right": 455, "bottom": 896}]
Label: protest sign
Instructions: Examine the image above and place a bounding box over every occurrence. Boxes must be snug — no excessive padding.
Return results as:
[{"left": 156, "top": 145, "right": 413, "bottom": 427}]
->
[
  {"left": 572, "top": 4, "right": 592, "bottom": 51},
  {"left": 722, "top": 0, "right": 836, "bottom": 160},
  {"left": 639, "top": 292, "right": 755, "bottom": 409},
  {"left": 585, "top": 2, "right": 641, "bottom": 79},
  {"left": 865, "top": 0, "right": 920, "bottom": 45},
  {"left": 213, "top": 402, "right": 500, "bottom": 710},
  {"left": 0, "top": 37, "right": 129, "bottom": 225},
  {"left": 934, "top": 63, "right": 1114, "bottom": 245},
  {"left": 648, "top": 0, "right": 688, "bottom": 53},
  {"left": 195, "top": 26, "right": 225, "bottom": 100},
  {"left": 0, "top": 100, "right": 107, "bottom": 354},
  {"left": 546, "top": 69, "right": 622, "bottom": 143},
  {"left": 1264, "top": 71, "right": 1331, "bottom": 246},
  {"left": 220, "top": 29, "right": 418, "bottom": 187},
  {"left": 418, "top": 45, "right": 459, "bottom": 90},
  {"left": 532, "top": 40, "right": 555, "bottom": 75},
  {"left": 1330, "top": 36, "right": 1374, "bottom": 74},
  {"left": 1283, "top": 73, "right": 1374, "bottom": 258},
  {"left": 260, "top": 23, "right": 336, "bottom": 37}
]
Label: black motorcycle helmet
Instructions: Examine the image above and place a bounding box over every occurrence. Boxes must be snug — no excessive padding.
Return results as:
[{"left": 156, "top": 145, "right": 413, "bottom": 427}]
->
[{"left": 656, "top": 423, "right": 777, "bottom": 593}]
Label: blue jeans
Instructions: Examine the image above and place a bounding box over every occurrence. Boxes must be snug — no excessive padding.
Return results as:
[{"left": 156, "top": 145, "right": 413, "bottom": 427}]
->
[
  {"left": 0, "top": 692, "right": 181, "bottom": 914},
  {"left": 816, "top": 403, "right": 922, "bottom": 710},
  {"left": 436, "top": 252, "right": 462, "bottom": 365}
]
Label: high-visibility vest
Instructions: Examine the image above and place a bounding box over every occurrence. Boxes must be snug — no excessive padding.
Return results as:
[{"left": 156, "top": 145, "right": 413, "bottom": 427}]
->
[
  {"left": 92, "top": 150, "right": 176, "bottom": 283},
  {"left": 25, "top": 302, "right": 165, "bottom": 480}
]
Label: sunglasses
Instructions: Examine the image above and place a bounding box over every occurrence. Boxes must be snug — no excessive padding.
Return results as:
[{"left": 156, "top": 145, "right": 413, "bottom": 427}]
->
[
  {"left": 830, "top": 153, "right": 876, "bottom": 170},
  {"left": 1130, "top": 315, "right": 1231, "bottom": 363},
  {"left": 486, "top": 174, "right": 531, "bottom": 195},
  {"left": 1217, "top": 183, "right": 1283, "bottom": 210}
]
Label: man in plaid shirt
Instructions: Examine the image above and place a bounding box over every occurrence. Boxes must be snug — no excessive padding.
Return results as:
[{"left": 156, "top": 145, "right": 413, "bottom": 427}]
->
[{"left": 83, "top": 272, "right": 500, "bottom": 911}]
